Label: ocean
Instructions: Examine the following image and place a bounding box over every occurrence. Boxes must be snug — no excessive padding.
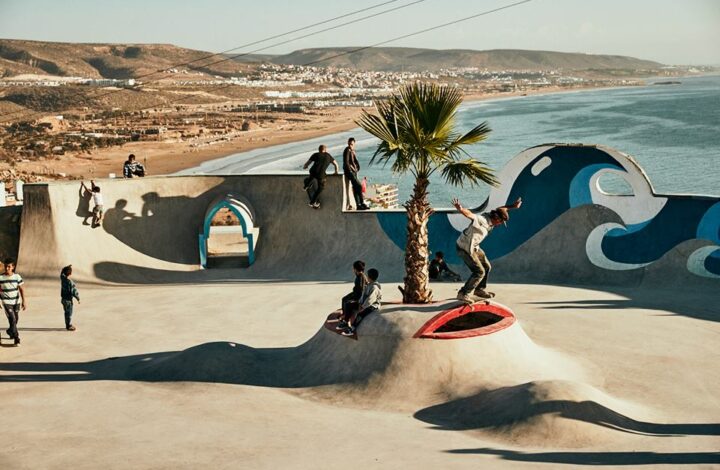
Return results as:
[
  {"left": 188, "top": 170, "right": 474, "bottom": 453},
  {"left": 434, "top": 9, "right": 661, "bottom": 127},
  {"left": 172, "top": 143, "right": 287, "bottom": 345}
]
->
[{"left": 183, "top": 75, "right": 720, "bottom": 207}]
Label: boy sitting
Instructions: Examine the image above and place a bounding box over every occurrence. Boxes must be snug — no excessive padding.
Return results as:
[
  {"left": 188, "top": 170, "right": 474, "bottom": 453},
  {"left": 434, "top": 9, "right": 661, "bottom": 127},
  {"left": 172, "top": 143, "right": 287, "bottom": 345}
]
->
[{"left": 341, "top": 268, "right": 381, "bottom": 337}]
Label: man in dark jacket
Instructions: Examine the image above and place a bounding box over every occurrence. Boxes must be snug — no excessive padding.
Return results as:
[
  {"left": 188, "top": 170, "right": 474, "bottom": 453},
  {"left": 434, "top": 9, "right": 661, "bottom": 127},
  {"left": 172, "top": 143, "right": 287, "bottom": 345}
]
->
[
  {"left": 343, "top": 138, "right": 368, "bottom": 210},
  {"left": 303, "top": 144, "right": 339, "bottom": 209}
]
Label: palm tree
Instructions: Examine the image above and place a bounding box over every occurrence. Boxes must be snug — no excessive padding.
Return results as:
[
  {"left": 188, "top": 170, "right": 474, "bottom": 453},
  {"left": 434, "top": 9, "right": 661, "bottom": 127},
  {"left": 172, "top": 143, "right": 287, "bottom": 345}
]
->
[{"left": 357, "top": 82, "right": 497, "bottom": 304}]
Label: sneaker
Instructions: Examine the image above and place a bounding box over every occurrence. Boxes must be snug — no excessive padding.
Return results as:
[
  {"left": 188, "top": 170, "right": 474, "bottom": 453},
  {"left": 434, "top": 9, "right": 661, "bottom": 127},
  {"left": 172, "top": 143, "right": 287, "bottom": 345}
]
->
[
  {"left": 340, "top": 327, "right": 355, "bottom": 337},
  {"left": 312, "top": 202, "right": 320, "bottom": 209},
  {"left": 335, "top": 320, "right": 348, "bottom": 331},
  {"left": 473, "top": 289, "right": 493, "bottom": 299},
  {"left": 456, "top": 292, "right": 474, "bottom": 303},
  {"left": 13, "top": 336, "right": 20, "bottom": 346},
  {"left": 358, "top": 204, "right": 370, "bottom": 210},
  {"left": 67, "top": 325, "right": 76, "bottom": 331}
]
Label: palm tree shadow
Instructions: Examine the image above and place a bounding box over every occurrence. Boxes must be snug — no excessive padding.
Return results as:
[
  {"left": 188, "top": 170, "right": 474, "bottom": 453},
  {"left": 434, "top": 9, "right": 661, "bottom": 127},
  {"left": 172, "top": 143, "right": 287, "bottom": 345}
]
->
[{"left": 414, "top": 382, "right": 720, "bottom": 437}]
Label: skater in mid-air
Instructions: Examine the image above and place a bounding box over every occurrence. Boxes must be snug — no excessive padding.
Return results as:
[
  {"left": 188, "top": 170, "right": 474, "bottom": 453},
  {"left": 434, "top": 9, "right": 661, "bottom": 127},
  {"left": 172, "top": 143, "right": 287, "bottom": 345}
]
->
[{"left": 453, "top": 196, "right": 522, "bottom": 303}]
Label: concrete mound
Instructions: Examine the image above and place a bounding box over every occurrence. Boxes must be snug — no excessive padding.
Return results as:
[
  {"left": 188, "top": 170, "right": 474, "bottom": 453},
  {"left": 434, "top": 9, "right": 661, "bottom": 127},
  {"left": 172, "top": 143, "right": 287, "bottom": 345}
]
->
[{"left": 131, "top": 301, "right": 586, "bottom": 411}]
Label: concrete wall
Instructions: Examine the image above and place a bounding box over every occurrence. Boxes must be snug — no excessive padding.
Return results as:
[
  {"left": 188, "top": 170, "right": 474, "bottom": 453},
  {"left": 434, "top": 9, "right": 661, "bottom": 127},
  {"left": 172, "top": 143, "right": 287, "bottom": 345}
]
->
[{"left": 13, "top": 144, "right": 720, "bottom": 290}]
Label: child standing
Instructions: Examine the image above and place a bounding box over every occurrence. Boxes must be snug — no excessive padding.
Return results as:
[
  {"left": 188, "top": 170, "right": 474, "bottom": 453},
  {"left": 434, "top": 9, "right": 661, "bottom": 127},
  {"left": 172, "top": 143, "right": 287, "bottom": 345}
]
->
[
  {"left": 60, "top": 265, "right": 80, "bottom": 331},
  {"left": 0, "top": 259, "right": 26, "bottom": 346},
  {"left": 341, "top": 268, "right": 381, "bottom": 337}
]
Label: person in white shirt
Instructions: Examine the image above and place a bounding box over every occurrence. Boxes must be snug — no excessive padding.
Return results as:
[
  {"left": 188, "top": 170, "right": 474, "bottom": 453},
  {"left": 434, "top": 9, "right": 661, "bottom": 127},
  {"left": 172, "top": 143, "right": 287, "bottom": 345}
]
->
[
  {"left": 453, "top": 197, "right": 522, "bottom": 302},
  {"left": 81, "top": 180, "right": 104, "bottom": 228}
]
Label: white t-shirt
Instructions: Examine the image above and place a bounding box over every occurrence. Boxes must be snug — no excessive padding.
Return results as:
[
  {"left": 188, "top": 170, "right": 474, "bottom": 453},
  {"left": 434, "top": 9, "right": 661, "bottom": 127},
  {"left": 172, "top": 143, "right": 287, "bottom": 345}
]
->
[
  {"left": 93, "top": 192, "right": 104, "bottom": 206},
  {"left": 456, "top": 212, "right": 493, "bottom": 253}
]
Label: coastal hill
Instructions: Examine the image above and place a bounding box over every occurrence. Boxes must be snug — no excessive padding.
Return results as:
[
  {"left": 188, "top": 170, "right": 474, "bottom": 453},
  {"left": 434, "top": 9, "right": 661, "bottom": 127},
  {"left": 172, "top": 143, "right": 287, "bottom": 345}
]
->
[
  {"left": 266, "top": 47, "right": 664, "bottom": 72},
  {"left": 0, "top": 39, "right": 664, "bottom": 79},
  {"left": 0, "top": 39, "right": 253, "bottom": 79}
]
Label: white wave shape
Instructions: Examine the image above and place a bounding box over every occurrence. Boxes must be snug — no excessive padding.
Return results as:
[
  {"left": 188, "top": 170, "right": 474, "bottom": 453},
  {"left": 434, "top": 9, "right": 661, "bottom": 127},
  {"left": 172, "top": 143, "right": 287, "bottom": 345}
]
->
[
  {"left": 687, "top": 245, "right": 720, "bottom": 279},
  {"left": 585, "top": 223, "right": 652, "bottom": 271}
]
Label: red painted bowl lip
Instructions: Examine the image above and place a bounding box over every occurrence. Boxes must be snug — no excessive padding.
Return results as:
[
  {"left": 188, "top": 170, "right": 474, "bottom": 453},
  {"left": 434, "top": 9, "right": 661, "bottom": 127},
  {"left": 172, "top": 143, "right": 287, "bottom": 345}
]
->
[{"left": 413, "top": 300, "right": 516, "bottom": 339}]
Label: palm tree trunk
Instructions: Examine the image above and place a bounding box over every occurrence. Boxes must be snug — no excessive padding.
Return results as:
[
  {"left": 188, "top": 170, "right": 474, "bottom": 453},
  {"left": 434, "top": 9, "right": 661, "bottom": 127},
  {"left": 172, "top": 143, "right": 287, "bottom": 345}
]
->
[{"left": 401, "top": 177, "right": 433, "bottom": 303}]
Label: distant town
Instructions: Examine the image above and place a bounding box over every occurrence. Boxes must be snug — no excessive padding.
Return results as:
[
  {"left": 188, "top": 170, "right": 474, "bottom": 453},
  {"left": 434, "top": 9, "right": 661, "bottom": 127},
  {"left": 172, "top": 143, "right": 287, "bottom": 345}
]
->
[{"left": 0, "top": 40, "right": 715, "bottom": 191}]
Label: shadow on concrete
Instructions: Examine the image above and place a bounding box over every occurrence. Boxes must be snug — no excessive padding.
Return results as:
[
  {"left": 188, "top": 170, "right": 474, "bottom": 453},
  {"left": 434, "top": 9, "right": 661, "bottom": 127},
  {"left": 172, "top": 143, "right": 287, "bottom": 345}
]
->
[
  {"left": 414, "top": 383, "right": 720, "bottom": 437},
  {"left": 76, "top": 184, "right": 93, "bottom": 226},
  {"left": 444, "top": 448, "right": 720, "bottom": 466},
  {"left": 522, "top": 285, "right": 719, "bottom": 323},
  {"left": 103, "top": 193, "right": 201, "bottom": 265},
  {"left": 0, "top": 314, "right": 404, "bottom": 388}
]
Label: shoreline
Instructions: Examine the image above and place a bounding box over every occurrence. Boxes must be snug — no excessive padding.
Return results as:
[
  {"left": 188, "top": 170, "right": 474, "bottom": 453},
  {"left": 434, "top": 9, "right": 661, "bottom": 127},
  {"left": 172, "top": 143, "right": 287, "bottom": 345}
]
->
[{"left": 9, "top": 83, "right": 641, "bottom": 180}]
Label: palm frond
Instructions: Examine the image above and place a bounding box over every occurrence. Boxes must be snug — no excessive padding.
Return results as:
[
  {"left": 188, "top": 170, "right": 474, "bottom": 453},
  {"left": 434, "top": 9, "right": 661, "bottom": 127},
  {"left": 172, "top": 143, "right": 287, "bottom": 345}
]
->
[{"left": 441, "top": 159, "right": 499, "bottom": 188}]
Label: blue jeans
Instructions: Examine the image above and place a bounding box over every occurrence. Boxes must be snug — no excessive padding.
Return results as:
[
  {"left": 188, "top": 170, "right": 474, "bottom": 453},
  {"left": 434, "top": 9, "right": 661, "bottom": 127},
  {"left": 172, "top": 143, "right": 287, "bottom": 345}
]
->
[{"left": 62, "top": 299, "right": 74, "bottom": 328}]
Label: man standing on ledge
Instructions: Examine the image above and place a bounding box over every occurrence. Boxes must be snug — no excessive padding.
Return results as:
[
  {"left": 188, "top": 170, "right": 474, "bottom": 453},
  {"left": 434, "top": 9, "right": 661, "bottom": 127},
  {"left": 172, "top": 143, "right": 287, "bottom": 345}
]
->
[
  {"left": 303, "top": 144, "right": 339, "bottom": 209},
  {"left": 343, "top": 138, "right": 369, "bottom": 210},
  {"left": 453, "top": 197, "right": 522, "bottom": 302}
]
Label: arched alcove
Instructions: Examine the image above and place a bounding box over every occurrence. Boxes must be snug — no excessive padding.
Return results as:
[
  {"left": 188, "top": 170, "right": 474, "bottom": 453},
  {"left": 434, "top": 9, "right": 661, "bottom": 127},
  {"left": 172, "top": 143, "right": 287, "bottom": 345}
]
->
[{"left": 199, "top": 194, "right": 259, "bottom": 269}]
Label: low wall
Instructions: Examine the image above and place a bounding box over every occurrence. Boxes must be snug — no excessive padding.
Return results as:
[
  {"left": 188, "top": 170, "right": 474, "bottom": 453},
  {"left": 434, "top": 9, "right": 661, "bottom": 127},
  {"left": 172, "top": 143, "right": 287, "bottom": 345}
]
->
[{"left": 13, "top": 144, "right": 720, "bottom": 290}]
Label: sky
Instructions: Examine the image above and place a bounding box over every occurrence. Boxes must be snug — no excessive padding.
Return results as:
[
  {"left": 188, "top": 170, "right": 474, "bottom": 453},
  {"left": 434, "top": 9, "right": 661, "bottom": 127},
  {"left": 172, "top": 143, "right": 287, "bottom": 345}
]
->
[{"left": 1, "top": 0, "right": 718, "bottom": 65}]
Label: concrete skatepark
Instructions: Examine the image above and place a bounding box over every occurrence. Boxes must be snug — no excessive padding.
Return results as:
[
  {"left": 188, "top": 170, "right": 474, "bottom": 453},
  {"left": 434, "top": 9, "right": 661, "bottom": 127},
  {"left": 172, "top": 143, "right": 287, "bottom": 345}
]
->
[{"left": 0, "top": 144, "right": 718, "bottom": 468}]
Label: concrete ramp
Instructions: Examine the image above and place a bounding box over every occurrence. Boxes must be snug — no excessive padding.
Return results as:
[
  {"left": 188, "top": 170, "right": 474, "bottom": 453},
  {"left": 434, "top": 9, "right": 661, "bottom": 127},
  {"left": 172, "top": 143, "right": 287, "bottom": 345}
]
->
[{"left": 15, "top": 144, "right": 720, "bottom": 288}]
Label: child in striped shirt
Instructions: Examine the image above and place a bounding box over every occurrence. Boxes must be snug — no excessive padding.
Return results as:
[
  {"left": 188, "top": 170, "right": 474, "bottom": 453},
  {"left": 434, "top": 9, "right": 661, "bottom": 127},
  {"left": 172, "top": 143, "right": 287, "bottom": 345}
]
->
[{"left": 0, "top": 259, "right": 26, "bottom": 346}]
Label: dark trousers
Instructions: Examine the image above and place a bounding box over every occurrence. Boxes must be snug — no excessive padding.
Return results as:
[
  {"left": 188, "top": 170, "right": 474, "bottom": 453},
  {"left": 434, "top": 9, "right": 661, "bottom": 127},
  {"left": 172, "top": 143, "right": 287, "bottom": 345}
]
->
[
  {"left": 4, "top": 304, "right": 20, "bottom": 339},
  {"left": 306, "top": 177, "right": 326, "bottom": 204},
  {"left": 456, "top": 247, "right": 491, "bottom": 294},
  {"left": 344, "top": 170, "right": 364, "bottom": 208},
  {"left": 341, "top": 292, "right": 360, "bottom": 322},
  {"left": 62, "top": 299, "right": 74, "bottom": 328},
  {"left": 350, "top": 306, "right": 378, "bottom": 328}
]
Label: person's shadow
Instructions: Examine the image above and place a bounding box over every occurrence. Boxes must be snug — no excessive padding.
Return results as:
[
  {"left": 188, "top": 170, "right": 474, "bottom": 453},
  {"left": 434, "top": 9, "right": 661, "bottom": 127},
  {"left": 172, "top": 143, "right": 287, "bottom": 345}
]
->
[{"left": 76, "top": 185, "right": 93, "bottom": 226}]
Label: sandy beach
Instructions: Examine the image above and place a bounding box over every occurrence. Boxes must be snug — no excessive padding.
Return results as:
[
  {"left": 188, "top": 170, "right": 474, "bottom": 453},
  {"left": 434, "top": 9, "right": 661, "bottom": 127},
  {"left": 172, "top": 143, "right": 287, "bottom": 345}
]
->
[{"left": 8, "top": 84, "right": 631, "bottom": 180}]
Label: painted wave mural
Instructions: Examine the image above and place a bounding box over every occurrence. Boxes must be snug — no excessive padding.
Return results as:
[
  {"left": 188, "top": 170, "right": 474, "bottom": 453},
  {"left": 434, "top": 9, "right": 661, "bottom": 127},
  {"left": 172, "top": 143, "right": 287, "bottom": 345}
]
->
[{"left": 377, "top": 144, "right": 720, "bottom": 279}]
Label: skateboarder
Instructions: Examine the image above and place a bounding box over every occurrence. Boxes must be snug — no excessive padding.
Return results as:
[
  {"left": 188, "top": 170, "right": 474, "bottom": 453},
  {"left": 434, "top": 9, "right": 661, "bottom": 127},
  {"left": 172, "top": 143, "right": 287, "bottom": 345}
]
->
[
  {"left": 0, "top": 259, "right": 26, "bottom": 346},
  {"left": 60, "top": 265, "right": 80, "bottom": 331},
  {"left": 80, "top": 180, "right": 103, "bottom": 228},
  {"left": 341, "top": 268, "right": 381, "bottom": 336},
  {"left": 303, "top": 144, "right": 339, "bottom": 209},
  {"left": 453, "top": 197, "right": 522, "bottom": 303}
]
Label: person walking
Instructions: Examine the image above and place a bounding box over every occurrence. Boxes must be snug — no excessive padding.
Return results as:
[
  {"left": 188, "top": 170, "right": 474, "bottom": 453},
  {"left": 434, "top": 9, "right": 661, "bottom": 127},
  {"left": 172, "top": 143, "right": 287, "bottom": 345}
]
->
[
  {"left": 453, "top": 197, "right": 522, "bottom": 302},
  {"left": 343, "top": 138, "right": 368, "bottom": 210},
  {"left": 60, "top": 265, "right": 80, "bottom": 331},
  {"left": 0, "top": 259, "right": 26, "bottom": 346},
  {"left": 303, "top": 144, "right": 339, "bottom": 209}
]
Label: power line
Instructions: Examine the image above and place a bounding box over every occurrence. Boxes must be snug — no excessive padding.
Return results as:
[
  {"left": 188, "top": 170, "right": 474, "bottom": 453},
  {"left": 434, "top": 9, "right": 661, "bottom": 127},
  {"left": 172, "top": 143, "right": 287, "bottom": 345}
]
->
[
  {"left": 303, "top": 0, "right": 535, "bottom": 67},
  {"left": 0, "top": 0, "right": 419, "bottom": 123},
  {"left": 100, "top": 0, "right": 536, "bottom": 118},
  {"left": 2, "top": 0, "right": 535, "bottom": 128}
]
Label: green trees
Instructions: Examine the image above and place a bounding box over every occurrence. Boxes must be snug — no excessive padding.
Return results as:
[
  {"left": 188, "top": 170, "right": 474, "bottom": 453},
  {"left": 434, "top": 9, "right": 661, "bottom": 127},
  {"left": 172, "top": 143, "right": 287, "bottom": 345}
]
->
[{"left": 357, "top": 82, "right": 497, "bottom": 303}]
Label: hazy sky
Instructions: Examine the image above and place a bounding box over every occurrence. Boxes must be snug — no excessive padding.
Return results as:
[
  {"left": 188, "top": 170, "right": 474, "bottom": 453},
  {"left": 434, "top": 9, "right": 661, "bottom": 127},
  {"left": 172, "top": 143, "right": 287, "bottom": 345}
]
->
[{"left": 1, "top": 0, "right": 718, "bottom": 65}]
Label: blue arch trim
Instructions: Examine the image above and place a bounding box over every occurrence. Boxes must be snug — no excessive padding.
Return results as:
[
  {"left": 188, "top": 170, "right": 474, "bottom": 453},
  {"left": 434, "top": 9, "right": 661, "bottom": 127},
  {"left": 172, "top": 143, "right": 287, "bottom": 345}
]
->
[{"left": 199, "top": 199, "right": 255, "bottom": 268}]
